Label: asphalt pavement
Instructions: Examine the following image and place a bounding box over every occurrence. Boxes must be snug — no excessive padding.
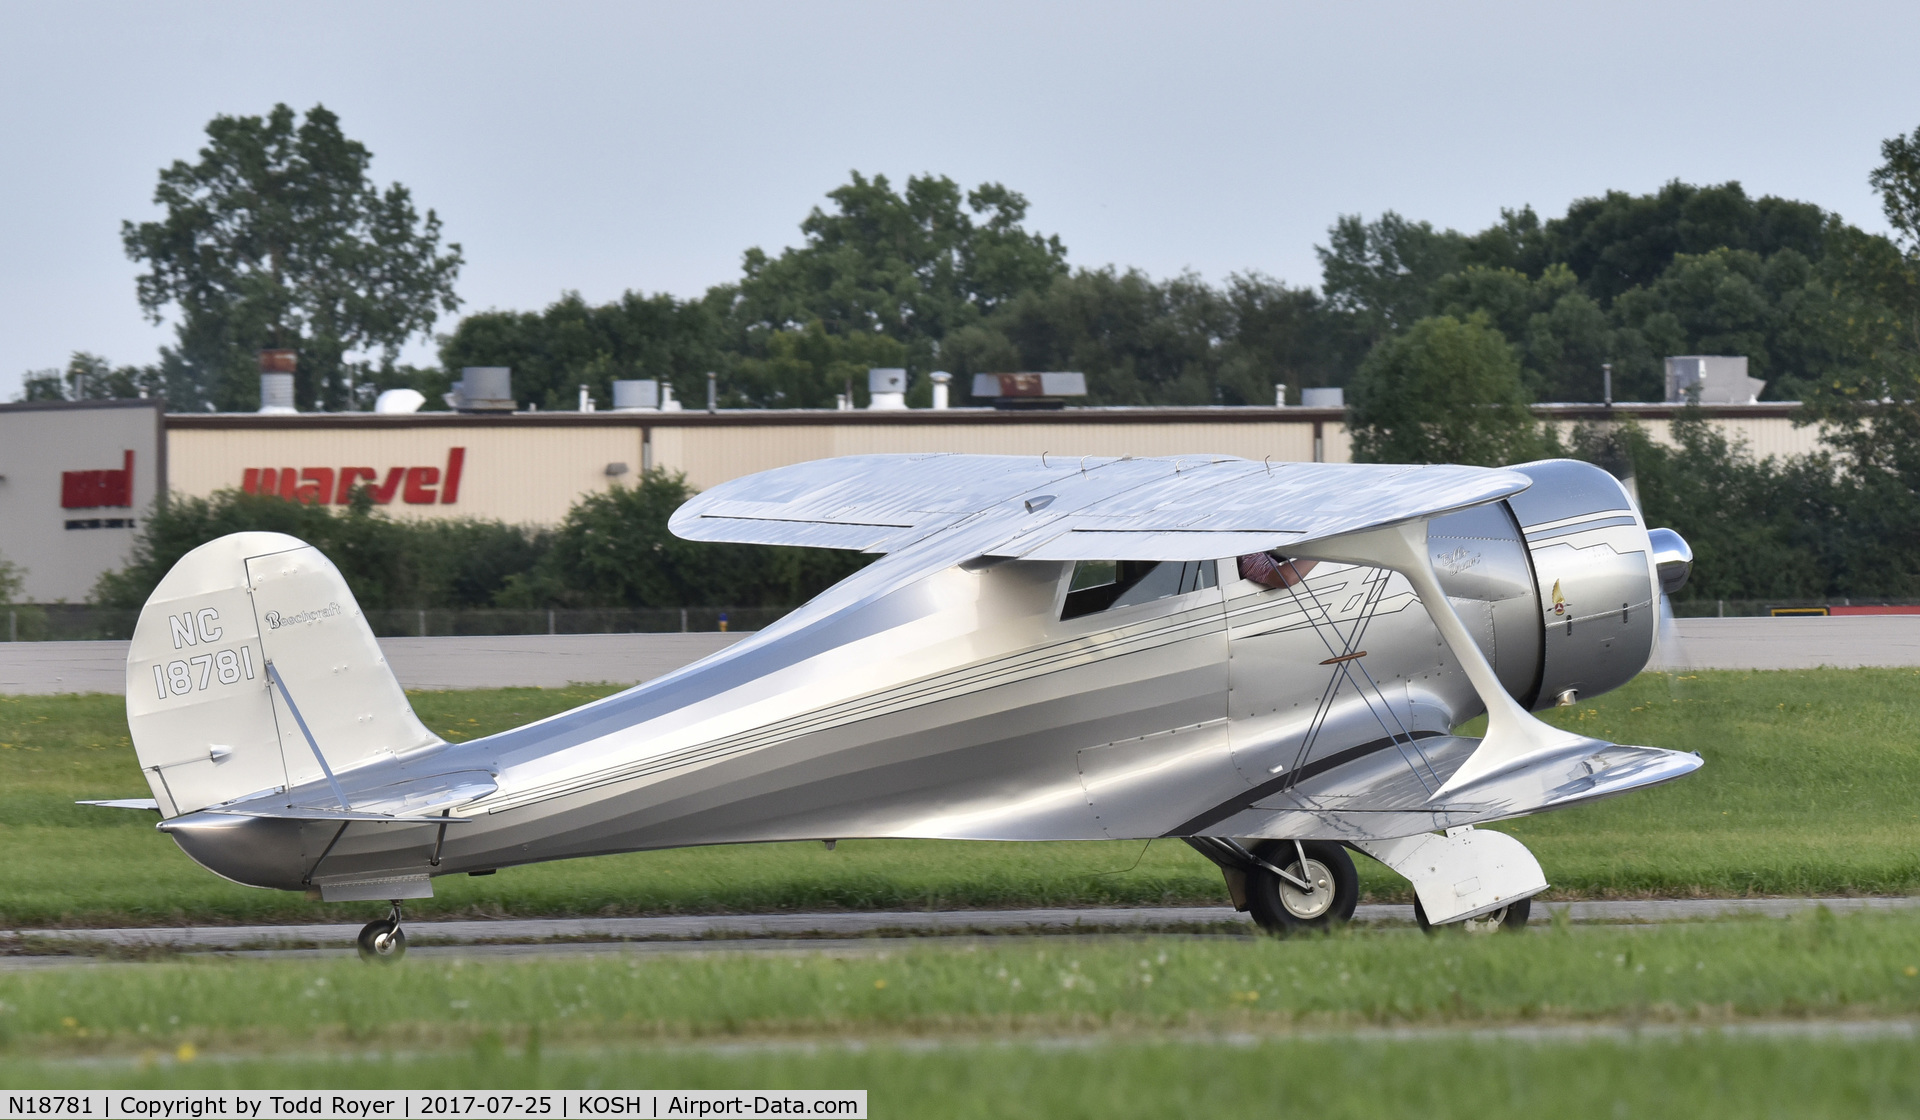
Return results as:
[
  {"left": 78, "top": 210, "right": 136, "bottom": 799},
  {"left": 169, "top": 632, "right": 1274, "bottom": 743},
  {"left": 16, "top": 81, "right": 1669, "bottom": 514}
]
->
[{"left": 4, "top": 897, "right": 1913, "bottom": 966}]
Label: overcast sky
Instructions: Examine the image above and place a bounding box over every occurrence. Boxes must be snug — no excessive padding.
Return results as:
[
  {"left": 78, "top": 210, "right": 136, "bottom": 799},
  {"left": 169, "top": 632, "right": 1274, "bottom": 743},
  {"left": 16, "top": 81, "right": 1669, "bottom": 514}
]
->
[{"left": 3, "top": 0, "right": 1917, "bottom": 401}]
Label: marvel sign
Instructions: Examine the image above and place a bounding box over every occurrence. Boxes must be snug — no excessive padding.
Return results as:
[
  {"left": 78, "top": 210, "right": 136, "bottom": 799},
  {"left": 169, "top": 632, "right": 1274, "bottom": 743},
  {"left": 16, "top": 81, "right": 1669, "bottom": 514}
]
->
[{"left": 243, "top": 448, "right": 466, "bottom": 505}]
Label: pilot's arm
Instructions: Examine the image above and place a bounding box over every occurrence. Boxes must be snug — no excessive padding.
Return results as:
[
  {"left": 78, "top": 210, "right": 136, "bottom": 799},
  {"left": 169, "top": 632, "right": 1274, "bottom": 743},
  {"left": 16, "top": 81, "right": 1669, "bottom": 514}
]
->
[{"left": 1238, "top": 551, "right": 1316, "bottom": 589}]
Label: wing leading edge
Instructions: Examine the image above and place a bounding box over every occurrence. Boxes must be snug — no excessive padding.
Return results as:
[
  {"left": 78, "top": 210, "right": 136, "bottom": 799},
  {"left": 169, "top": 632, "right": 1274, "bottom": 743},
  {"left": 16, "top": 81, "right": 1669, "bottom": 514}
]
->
[{"left": 670, "top": 453, "right": 1531, "bottom": 562}]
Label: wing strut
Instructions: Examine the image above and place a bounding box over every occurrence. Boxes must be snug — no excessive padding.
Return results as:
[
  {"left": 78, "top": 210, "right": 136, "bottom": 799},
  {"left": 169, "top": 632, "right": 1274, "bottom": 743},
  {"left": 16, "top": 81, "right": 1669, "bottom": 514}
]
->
[
  {"left": 266, "top": 661, "right": 352, "bottom": 812},
  {"left": 1293, "top": 519, "right": 1588, "bottom": 796},
  {"left": 1275, "top": 565, "right": 1442, "bottom": 794}
]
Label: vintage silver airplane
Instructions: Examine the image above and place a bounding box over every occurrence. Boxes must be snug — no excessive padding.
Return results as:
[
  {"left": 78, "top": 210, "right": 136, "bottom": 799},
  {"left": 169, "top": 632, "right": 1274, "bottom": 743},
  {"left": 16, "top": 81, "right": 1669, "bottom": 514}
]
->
[{"left": 88, "top": 453, "right": 1699, "bottom": 958}]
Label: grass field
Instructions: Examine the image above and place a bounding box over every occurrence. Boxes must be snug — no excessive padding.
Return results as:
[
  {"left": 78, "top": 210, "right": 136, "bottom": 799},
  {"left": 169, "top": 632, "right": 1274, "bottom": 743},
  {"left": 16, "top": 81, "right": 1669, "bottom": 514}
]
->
[
  {"left": 0, "top": 912, "right": 1918, "bottom": 1111},
  {"left": 1, "top": 668, "right": 1917, "bottom": 926},
  {"left": 6, "top": 1038, "right": 1920, "bottom": 1118}
]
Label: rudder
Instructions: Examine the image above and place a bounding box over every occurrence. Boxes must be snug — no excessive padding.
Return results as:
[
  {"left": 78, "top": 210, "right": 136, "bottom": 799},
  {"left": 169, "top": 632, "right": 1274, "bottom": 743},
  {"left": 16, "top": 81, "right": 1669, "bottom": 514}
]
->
[{"left": 126, "top": 532, "right": 441, "bottom": 816}]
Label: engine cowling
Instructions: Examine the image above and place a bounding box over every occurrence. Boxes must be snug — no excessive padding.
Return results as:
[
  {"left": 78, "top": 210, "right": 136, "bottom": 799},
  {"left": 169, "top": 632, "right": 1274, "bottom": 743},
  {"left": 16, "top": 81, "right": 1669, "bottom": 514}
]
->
[{"left": 1503, "top": 459, "right": 1665, "bottom": 709}]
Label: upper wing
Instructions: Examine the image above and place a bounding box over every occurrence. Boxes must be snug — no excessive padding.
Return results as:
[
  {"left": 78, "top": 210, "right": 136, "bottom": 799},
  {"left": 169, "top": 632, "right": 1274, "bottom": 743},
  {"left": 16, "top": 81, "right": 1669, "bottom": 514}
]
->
[{"left": 670, "top": 453, "right": 1531, "bottom": 562}]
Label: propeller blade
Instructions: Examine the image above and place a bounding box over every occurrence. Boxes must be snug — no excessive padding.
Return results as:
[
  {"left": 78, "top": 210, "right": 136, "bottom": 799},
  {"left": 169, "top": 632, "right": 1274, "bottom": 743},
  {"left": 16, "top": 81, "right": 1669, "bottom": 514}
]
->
[{"left": 1651, "top": 589, "right": 1692, "bottom": 673}]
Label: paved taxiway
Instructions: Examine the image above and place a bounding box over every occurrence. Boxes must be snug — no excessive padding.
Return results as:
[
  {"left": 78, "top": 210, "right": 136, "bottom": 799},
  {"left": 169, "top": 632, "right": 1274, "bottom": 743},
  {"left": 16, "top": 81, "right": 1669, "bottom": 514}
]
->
[{"left": 4, "top": 898, "right": 1913, "bottom": 967}]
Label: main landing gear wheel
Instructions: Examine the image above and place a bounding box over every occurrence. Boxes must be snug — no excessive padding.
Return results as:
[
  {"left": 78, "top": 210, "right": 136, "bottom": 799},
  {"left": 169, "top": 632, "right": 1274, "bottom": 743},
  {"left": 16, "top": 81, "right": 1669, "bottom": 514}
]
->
[
  {"left": 357, "top": 901, "right": 408, "bottom": 962},
  {"left": 1413, "top": 896, "right": 1531, "bottom": 934},
  {"left": 1246, "top": 840, "right": 1358, "bottom": 936}
]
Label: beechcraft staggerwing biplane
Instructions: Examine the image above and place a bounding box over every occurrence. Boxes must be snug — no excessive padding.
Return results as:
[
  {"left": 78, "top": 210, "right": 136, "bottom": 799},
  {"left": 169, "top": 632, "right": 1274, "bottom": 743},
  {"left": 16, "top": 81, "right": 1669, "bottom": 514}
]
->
[{"left": 88, "top": 453, "right": 1698, "bottom": 958}]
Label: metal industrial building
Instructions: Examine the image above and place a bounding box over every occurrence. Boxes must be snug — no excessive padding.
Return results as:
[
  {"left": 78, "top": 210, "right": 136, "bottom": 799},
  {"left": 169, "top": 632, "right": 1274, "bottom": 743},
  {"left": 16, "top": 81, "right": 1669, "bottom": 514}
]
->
[{"left": 0, "top": 396, "right": 1814, "bottom": 603}]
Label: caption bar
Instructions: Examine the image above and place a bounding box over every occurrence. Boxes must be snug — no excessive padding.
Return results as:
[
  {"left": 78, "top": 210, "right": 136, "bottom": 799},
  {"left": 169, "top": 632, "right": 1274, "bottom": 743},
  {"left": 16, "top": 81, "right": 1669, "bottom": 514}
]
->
[{"left": 0, "top": 1094, "right": 865, "bottom": 1120}]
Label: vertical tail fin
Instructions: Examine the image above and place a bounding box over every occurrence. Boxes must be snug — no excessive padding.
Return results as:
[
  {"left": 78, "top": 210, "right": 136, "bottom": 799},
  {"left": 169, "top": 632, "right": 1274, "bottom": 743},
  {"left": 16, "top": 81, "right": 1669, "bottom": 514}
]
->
[{"left": 126, "top": 532, "right": 441, "bottom": 816}]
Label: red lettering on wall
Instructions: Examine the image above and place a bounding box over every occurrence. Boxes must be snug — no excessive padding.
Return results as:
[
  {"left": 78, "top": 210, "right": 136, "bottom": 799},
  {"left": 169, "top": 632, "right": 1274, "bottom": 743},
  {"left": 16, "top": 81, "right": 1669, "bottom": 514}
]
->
[
  {"left": 335, "top": 467, "right": 377, "bottom": 503},
  {"left": 402, "top": 466, "right": 440, "bottom": 504},
  {"left": 293, "top": 467, "right": 333, "bottom": 505},
  {"left": 441, "top": 447, "right": 465, "bottom": 504},
  {"left": 62, "top": 451, "right": 135, "bottom": 509},
  {"left": 234, "top": 449, "right": 467, "bottom": 506},
  {"left": 371, "top": 466, "right": 406, "bottom": 503}
]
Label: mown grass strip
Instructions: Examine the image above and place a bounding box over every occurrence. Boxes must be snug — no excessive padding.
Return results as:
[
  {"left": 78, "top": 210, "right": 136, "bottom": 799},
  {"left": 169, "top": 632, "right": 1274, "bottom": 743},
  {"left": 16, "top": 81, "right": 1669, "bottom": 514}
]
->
[
  {"left": 3, "top": 668, "right": 1919, "bottom": 926},
  {"left": 2, "top": 911, "right": 1919, "bottom": 1058},
  {"left": 4, "top": 1035, "right": 1920, "bottom": 1117}
]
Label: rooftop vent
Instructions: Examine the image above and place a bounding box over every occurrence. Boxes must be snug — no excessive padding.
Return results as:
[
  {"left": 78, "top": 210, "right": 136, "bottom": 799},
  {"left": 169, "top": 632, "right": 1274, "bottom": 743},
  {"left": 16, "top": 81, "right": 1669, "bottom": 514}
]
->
[
  {"left": 867, "top": 368, "right": 908, "bottom": 410},
  {"left": 446, "top": 367, "right": 515, "bottom": 412},
  {"left": 612, "top": 379, "right": 659, "bottom": 411},
  {"left": 971, "top": 372, "right": 1087, "bottom": 410},
  {"left": 1665, "top": 356, "right": 1764, "bottom": 405},
  {"left": 258, "top": 349, "right": 297, "bottom": 414}
]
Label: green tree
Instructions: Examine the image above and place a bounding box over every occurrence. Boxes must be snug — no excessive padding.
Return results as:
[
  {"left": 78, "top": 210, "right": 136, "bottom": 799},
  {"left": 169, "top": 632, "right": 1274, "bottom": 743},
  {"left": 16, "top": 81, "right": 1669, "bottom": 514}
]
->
[
  {"left": 732, "top": 172, "right": 1067, "bottom": 387},
  {"left": 730, "top": 321, "right": 908, "bottom": 409},
  {"left": 1544, "top": 181, "right": 1829, "bottom": 303},
  {"left": 1215, "top": 273, "right": 1362, "bottom": 403},
  {"left": 0, "top": 549, "right": 23, "bottom": 605},
  {"left": 1562, "top": 414, "right": 1920, "bottom": 603},
  {"left": 122, "top": 103, "right": 463, "bottom": 412},
  {"left": 503, "top": 471, "right": 868, "bottom": 609},
  {"left": 1347, "top": 314, "right": 1543, "bottom": 466},
  {"left": 948, "top": 268, "right": 1231, "bottom": 405},
  {"left": 91, "top": 490, "right": 546, "bottom": 611},
  {"left": 440, "top": 289, "right": 731, "bottom": 411},
  {"left": 1795, "top": 126, "right": 1920, "bottom": 493},
  {"left": 18, "top": 352, "right": 160, "bottom": 402},
  {"left": 1433, "top": 264, "right": 1617, "bottom": 401},
  {"left": 1316, "top": 212, "right": 1470, "bottom": 345}
]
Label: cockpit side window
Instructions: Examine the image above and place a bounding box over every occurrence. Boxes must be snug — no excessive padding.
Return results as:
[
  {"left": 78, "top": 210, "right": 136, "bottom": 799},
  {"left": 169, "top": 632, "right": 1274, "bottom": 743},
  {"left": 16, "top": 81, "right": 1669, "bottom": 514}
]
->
[{"left": 1061, "top": 559, "right": 1217, "bottom": 620}]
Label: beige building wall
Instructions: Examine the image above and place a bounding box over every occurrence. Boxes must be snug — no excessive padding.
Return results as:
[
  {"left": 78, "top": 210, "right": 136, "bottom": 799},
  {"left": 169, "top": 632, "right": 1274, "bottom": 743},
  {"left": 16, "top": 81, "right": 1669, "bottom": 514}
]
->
[
  {"left": 163, "top": 406, "right": 1809, "bottom": 529},
  {"left": 168, "top": 424, "right": 647, "bottom": 526},
  {"left": 0, "top": 400, "right": 166, "bottom": 602},
  {"left": 652, "top": 418, "right": 1344, "bottom": 492},
  {"left": 1542, "top": 411, "right": 1822, "bottom": 461}
]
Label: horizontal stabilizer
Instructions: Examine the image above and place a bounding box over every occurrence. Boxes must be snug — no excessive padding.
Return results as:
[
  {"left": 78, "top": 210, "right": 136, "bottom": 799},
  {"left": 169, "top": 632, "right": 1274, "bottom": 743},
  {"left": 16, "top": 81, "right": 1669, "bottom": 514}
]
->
[
  {"left": 174, "top": 806, "right": 471, "bottom": 824},
  {"left": 77, "top": 798, "right": 161, "bottom": 811}
]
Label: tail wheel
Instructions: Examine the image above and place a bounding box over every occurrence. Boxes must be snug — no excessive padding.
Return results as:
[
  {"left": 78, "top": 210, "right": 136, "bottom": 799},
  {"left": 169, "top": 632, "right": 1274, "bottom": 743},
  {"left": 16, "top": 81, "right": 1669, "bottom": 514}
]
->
[
  {"left": 356, "top": 919, "right": 408, "bottom": 962},
  {"left": 1414, "top": 895, "right": 1532, "bottom": 934},
  {"left": 1245, "top": 840, "right": 1359, "bottom": 936}
]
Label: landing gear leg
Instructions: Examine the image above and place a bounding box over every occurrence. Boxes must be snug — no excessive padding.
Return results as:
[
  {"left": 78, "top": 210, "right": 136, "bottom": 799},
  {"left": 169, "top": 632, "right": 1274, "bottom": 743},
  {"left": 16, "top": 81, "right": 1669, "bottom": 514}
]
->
[
  {"left": 357, "top": 900, "right": 408, "bottom": 962},
  {"left": 1244, "top": 839, "right": 1359, "bottom": 936}
]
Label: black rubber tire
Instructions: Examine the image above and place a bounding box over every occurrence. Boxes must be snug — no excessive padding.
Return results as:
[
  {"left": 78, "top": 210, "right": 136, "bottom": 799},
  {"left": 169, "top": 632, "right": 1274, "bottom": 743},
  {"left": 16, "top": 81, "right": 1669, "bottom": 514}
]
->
[
  {"left": 1245, "top": 840, "right": 1359, "bottom": 936},
  {"left": 356, "top": 919, "right": 407, "bottom": 962},
  {"left": 1414, "top": 895, "right": 1532, "bottom": 934}
]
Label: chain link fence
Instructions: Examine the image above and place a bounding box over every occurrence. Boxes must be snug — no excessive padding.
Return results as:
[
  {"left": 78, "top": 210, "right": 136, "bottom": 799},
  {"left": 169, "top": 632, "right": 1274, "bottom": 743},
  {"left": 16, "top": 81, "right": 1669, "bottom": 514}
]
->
[
  {"left": 7, "top": 598, "right": 1918, "bottom": 640},
  {"left": 0, "top": 604, "right": 791, "bottom": 641},
  {"left": 1668, "top": 599, "right": 1920, "bottom": 617}
]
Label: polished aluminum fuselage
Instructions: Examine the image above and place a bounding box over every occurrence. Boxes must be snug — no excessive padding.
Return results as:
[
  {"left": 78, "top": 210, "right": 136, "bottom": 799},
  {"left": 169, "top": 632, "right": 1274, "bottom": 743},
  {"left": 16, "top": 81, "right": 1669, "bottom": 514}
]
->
[{"left": 166, "top": 461, "right": 1664, "bottom": 894}]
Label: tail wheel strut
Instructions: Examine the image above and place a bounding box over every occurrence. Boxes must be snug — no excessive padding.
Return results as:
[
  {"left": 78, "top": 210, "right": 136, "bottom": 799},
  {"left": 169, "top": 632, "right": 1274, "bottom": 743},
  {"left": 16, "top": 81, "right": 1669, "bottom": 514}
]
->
[{"left": 357, "top": 900, "right": 408, "bottom": 963}]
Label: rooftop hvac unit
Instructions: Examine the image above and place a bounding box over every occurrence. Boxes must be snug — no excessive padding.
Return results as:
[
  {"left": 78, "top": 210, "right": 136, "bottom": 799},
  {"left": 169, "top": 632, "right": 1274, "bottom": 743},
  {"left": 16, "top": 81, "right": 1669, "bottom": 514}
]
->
[
  {"left": 1299, "top": 387, "right": 1344, "bottom": 408},
  {"left": 867, "top": 368, "right": 907, "bottom": 410},
  {"left": 971, "top": 372, "right": 1087, "bottom": 410},
  {"left": 1665, "top": 356, "right": 1764, "bottom": 405},
  {"left": 612, "top": 379, "right": 660, "bottom": 411},
  {"left": 446, "top": 367, "right": 515, "bottom": 412}
]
